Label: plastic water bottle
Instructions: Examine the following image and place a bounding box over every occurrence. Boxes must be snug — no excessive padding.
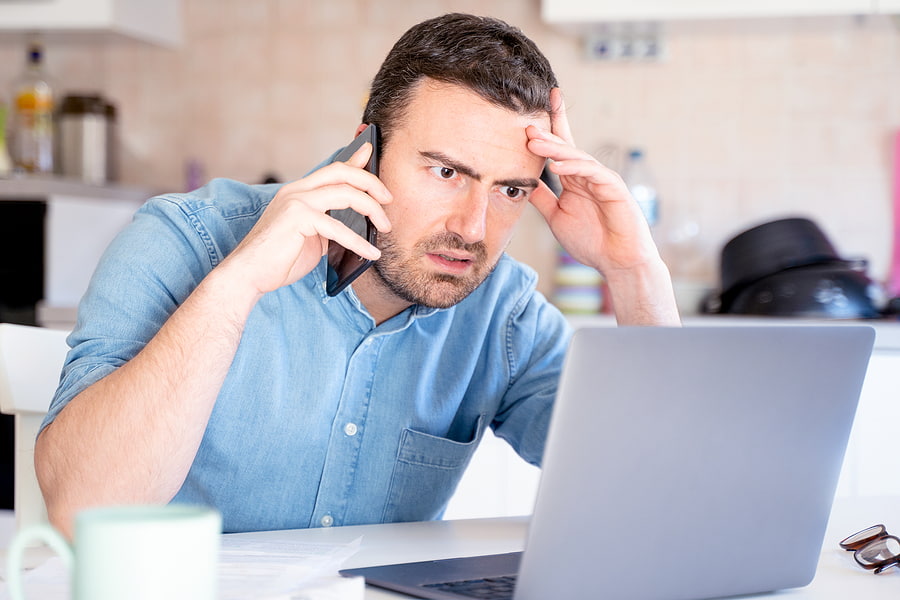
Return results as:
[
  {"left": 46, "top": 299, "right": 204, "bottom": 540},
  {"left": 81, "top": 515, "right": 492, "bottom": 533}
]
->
[{"left": 623, "top": 148, "right": 659, "bottom": 228}]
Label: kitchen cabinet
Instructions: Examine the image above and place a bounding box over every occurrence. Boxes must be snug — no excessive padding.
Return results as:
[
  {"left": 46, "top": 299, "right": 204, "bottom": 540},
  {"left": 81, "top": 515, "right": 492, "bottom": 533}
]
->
[
  {"left": 0, "top": 0, "right": 181, "bottom": 47},
  {"left": 840, "top": 350, "right": 900, "bottom": 497},
  {"left": 446, "top": 316, "right": 900, "bottom": 519},
  {"left": 0, "top": 177, "right": 151, "bottom": 328},
  {"left": 542, "top": 0, "right": 875, "bottom": 23},
  {"left": 875, "top": 0, "right": 900, "bottom": 11},
  {"left": 44, "top": 194, "right": 144, "bottom": 310}
]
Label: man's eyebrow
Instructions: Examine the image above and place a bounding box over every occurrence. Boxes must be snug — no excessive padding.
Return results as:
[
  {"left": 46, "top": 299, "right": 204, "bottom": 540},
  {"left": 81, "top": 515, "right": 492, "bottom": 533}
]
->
[
  {"left": 420, "top": 151, "right": 482, "bottom": 181},
  {"left": 498, "top": 176, "right": 540, "bottom": 190},
  {"left": 419, "top": 151, "right": 539, "bottom": 190}
]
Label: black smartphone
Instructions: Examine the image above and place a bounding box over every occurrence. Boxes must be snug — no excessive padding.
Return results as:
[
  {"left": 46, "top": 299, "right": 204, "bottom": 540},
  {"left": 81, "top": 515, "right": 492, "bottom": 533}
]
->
[{"left": 325, "top": 124, "right": 380, "bottom": 296}]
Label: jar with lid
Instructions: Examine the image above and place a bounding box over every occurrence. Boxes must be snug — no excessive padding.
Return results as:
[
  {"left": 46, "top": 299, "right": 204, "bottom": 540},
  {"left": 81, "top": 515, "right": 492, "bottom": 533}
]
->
[{"left": 56, "top": 94, "right": 117, "bottom": 184}]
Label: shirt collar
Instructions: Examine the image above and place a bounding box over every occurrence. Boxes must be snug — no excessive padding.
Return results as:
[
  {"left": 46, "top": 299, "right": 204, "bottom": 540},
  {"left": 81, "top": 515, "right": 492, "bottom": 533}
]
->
[{"left": 309, "top": 258, "right": 444, "bottom": 331}]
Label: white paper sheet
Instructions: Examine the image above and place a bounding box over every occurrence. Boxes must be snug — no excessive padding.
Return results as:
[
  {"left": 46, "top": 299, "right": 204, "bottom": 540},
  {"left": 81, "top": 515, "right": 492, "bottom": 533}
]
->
[
  {"left": 0, "top": 536, "right": 364, "bottom": 600},
  {"left": 218, "top": 536, "right": 364, "bottom": 600}
]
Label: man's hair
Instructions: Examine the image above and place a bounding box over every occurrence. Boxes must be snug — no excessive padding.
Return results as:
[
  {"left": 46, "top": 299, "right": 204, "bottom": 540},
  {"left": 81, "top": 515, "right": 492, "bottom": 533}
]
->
[{"left": 363, "top": 13, "right": 559, "bottom": 148}]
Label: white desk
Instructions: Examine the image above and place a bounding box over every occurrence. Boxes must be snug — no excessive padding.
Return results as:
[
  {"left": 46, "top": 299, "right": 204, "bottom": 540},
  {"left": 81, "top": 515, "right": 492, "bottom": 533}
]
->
[
  {"left": 2, "top": 497, "right": 897, "bottom": 598},
  {"left": 227, "top": 495, "right": 900, "bottom": 599}
]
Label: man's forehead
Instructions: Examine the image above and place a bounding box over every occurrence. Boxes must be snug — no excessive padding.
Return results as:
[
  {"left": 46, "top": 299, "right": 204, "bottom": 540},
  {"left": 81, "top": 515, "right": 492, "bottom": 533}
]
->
[
  {"left": 411, "top": 79, "right": 550, "bottom": 121},
  {"left": 395, "top": 80, "right": 548, "bottom": 172}
]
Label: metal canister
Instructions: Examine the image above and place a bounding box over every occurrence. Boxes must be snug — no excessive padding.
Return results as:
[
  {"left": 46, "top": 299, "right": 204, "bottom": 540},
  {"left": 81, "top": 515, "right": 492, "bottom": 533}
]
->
[{"left": 57, "top": 94, "right": 116, "bottom": 184}]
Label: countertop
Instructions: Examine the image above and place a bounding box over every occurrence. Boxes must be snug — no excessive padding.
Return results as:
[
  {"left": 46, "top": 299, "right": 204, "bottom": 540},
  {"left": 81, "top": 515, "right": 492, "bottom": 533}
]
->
[
  {"left": 0, "top": 175, "right": 156, "bottom": 203},
  {"left": 566, "top": 313, "right": 900, "bottom": 351},
  {"left": 37, "top": 305, "right": 900, "bottom": 350},
  {"left": 36, "top": 309, "right": 900, "bottom": 351}
]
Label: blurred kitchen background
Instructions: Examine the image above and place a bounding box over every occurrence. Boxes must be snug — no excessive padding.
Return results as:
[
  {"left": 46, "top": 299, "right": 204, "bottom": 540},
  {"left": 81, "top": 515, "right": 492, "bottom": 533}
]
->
[
  {"left": 1, "top": 0, "right": 899, "bottom": 305},
  {"left": 3, "top": 0, "right": 900, "bottom": 518}
]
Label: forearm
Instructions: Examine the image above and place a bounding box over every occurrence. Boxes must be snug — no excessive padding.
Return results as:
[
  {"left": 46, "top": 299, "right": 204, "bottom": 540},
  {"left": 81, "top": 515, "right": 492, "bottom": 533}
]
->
[
  {"left": 605, "top": 256, "right": 681, "bottom": 326},
  {"left": 34, "top": 265, "right": 261, "bottom": 536}
]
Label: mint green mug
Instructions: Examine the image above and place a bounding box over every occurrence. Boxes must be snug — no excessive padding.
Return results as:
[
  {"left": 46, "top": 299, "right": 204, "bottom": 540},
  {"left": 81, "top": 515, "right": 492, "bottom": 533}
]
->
[{"left": 6, "top": 504, "right": 221, "bottom": 600}]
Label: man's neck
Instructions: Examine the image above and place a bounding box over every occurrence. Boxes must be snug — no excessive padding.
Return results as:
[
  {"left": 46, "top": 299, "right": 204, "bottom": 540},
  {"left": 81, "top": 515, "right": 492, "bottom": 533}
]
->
[{"left": 350, "top": 270, "right": 414, "bottom": 326}]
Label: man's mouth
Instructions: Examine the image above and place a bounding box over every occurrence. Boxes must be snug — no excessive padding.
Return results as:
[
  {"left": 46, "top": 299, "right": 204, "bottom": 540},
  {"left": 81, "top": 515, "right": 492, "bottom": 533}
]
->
[
  {"left": 416, "top": 234, "right": 487, "bottom": 276},
  {"left": 437, "top": 254, "right": 470, "bottom": 262},
  {"left": 428, "top": 252, "right": 474, "bottom": 273}
]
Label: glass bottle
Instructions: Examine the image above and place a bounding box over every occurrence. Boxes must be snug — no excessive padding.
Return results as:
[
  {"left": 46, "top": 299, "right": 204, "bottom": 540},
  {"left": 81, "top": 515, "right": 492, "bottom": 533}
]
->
[{"left": 8, "top": 42, "right": 55, "bottom": 174}]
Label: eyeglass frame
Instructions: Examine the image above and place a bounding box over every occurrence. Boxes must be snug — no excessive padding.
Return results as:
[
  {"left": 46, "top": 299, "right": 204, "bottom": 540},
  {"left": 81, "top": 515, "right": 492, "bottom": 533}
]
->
[{"left": 839, "top": 524, "right": 900, "bottom": 575}]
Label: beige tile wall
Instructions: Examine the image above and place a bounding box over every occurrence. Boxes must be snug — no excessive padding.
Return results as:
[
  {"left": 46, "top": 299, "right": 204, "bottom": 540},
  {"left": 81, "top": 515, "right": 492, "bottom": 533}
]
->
[{"left": 2, "top": 1, "right": 899, "bottom": 300}]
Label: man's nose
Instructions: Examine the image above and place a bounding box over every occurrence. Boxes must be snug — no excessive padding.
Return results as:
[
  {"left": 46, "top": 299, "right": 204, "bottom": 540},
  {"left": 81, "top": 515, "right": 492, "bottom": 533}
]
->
[{"left": 446, "top": 187, "right": 488, "bottom": 244}]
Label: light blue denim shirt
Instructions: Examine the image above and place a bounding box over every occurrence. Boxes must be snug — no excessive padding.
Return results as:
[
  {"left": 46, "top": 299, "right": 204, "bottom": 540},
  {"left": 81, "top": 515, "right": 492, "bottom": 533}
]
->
[{"left": 44, "top": 177, "right": 573, "bottom": 533}]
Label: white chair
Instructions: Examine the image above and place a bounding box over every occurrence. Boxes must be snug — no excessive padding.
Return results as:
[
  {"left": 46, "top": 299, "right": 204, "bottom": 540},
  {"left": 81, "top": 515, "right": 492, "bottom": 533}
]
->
[{"left": 0, "top": 323, "right": 70, "bottom": 533}]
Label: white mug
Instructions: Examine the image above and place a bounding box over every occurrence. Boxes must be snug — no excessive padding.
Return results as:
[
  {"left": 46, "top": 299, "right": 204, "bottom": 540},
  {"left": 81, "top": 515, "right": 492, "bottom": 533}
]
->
[{"left": 6, "top": 504, "right": 222, "bottom": 600}]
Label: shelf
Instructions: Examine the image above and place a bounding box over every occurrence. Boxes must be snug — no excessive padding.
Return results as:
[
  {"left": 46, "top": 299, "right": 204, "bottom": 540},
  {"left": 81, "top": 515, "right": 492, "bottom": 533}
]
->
[{"left": 0, "top": 175, "right": 156, "bottom": 203}]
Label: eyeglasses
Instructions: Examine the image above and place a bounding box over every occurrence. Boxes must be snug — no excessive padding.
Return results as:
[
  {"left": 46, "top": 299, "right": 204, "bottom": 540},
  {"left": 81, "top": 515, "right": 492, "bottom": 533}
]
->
[{"left": 839, "top": 524, "right": 900, "bottom": 574}]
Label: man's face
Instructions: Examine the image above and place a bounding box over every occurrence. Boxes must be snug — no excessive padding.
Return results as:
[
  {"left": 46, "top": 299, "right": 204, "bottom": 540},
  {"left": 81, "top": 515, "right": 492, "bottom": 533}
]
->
[{"left": 369, "top": 79, "right": 551, "bottom": 309}]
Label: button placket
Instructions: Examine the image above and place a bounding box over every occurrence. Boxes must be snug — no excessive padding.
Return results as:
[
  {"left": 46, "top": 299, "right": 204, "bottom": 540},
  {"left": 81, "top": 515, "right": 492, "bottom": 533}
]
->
[{"left": 309, "top": 333, "right": 382, "bottom": 529}]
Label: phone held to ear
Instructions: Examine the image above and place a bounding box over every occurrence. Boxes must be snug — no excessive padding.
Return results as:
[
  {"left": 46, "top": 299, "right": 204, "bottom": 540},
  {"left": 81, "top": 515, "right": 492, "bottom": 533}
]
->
[{"left": 325, "top": 123, "right": 380, "bottom": 297}]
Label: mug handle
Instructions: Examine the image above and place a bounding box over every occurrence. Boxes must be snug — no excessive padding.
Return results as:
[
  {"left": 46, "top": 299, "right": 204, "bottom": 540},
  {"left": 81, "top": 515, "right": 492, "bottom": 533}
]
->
[{"left": 6, "top": 524, "right": 75, "bottom": 600}]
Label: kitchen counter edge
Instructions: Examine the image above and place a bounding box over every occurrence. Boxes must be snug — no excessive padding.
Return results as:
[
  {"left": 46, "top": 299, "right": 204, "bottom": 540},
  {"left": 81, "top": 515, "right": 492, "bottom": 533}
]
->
[
  {"left": 566, "top": 313, "right": 900, "bottom": 352},
  {"left": 0, "top": 176, "right": 158, "bottom": 203}
]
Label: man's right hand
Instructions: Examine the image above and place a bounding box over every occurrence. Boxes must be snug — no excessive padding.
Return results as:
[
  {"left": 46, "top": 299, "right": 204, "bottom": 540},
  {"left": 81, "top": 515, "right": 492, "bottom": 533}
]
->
[{"left": 219, "top": 141, "right": 393, "bottom": 299}]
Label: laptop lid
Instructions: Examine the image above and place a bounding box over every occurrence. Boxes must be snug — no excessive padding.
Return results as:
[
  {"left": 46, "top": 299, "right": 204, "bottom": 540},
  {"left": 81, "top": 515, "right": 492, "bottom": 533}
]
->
[
  {"left": 516, "top": 325, "right": 874, "bottom": 600},
  {"left": 342, "top": 325, "right": 874, "bottom": 600}
]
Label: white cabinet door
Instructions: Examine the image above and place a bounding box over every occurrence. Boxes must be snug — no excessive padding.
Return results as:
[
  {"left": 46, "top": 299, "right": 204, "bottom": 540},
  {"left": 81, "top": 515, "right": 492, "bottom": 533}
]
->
[
  {"left": 836, "top": 351, "right": 900, "bottom": 497},
  {"left": 542, "top": 0, "right": 875, "bottom": 22},
  {"left": 875, "top": 0, "right": 900, "bottom": 11},
  {"left": 44, "top": 194, "right": 144, "bottom": 309},
  {"left": 0, "top": 0, "right": 181, "bottom": 47}
]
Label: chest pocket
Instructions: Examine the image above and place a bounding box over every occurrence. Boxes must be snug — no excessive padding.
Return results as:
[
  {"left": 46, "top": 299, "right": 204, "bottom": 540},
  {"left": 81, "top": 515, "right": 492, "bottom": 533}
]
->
[{"left": 381, "top": 415, "right": 485, "bottom": 523}]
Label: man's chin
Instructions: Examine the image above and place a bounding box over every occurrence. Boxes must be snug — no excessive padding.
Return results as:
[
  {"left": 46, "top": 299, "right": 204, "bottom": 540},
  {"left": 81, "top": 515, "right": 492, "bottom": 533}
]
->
[
  {"left": 374, "top": 263, "right": 486, "bottom": 308},
  {"left": 417, "top": 279, "right": 480, "bottom": 308}
]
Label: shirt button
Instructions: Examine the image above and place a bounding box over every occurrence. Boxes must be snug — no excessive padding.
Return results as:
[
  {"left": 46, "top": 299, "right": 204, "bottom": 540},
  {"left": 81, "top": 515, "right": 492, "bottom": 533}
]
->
[
  {"left": 320, "top": 515, "right": 334, "bottom": 527},
  {"left": 344, "top": 422, "right": 358, "bottom": 436}
]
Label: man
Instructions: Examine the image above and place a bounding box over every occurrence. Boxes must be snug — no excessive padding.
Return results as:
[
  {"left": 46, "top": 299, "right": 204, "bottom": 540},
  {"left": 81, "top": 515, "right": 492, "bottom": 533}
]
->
[{"left": 35, "top": 13, "right": 680, "bottom": 536}]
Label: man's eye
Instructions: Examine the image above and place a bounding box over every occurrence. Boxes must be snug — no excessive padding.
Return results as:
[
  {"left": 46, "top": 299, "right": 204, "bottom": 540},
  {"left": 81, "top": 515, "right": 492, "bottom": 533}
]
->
[
  {"left": 504, "top": 186, "right": 524, "bottom": 199},
  {"left": 432, "top": 166, "right": 456, "bottom": 179}
]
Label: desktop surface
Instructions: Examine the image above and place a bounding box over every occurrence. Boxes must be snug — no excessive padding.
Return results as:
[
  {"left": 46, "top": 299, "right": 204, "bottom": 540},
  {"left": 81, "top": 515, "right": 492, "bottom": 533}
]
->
[
  {"left": 226, "top": 496, "right": 898, "bottom": 600},
  {"left": 1, "top": 497, "right": 896, "bottom": 599}
]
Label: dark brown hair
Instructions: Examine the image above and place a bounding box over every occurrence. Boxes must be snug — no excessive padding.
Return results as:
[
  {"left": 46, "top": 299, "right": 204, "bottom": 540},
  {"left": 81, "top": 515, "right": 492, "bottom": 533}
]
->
[{"left": 362, "top": 13, "right": 558, "bottom": 148}]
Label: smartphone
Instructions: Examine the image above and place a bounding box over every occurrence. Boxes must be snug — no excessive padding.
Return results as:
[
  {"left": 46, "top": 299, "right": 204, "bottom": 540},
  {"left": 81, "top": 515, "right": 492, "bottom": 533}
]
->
[{"left": 325, "top": 124, "right": 380, "bottom": 296}]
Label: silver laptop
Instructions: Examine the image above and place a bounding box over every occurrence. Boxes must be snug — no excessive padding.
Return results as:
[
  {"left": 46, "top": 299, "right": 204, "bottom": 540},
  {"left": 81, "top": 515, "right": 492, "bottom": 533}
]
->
[{"left": 341, "top": 325, "right": 875, "bottom": 600}]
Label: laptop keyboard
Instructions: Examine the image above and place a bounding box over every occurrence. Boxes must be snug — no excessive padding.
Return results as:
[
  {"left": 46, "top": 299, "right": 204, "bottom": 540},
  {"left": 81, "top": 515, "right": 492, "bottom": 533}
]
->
[{"left": 423, "top": 574, "right": 517, "bottom": 599}]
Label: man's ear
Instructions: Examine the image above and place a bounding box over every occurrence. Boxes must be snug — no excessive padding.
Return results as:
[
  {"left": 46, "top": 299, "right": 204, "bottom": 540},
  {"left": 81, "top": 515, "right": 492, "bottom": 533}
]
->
[{"left": 354, "top": 123, "right": 369, "bottom": 137}]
